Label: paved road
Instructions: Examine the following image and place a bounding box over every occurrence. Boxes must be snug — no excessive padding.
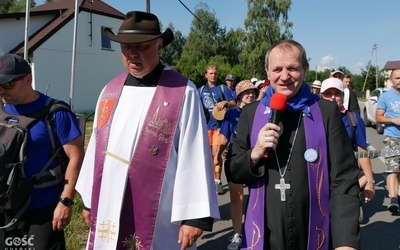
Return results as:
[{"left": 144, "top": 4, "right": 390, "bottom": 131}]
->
[{"left": 197, "top": 103, "right": 400, "bottom": 250}]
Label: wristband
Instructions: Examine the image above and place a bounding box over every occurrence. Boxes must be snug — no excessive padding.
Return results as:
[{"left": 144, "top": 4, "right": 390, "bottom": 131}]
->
[{"left": 366, "top": 180, "right": 375, "bottom": 185}]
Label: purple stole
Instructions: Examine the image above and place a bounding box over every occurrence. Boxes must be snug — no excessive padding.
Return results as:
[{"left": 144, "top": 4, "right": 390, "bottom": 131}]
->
[
  {"left": 88, "top": 70, "right": 188, "bottom": 249},
  {"left": 243, "top": 102, "right": 330, "bottom": 250}
]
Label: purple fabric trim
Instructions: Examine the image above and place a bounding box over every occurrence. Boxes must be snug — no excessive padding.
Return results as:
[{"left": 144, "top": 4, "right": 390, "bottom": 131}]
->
[
  {"left": 241, "top": 102, "right": 268, "bottom": 250},
  {"left": 118, "top": 70, "right": 187, "bottom": 248},
  {"left": 89, "top": 71, "right": 128, "bottom": 250},
  {"left": 243, "top": 102, "right": 330, "bottom": 250},
  {"left": 89, "top": 70, "right": 187, "bottom": 249},
  {"left": 304, "top": 103, "right": 330, "bottom": 250}
]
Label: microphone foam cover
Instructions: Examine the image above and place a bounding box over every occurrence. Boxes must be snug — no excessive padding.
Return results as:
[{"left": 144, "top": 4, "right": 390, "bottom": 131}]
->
[{"left": 270, "top": 93, "right": 287, "bottom": 111}]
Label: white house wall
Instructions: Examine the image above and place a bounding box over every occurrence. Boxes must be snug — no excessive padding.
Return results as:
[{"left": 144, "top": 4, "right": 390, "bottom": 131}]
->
[
  {"left": 31, "top": 11, "right": 125, "bottom": 113},
  {"left": 0, "top": 11, "right": 125, "bottom": 113},
  {"left": 0, "top": 15, "right": 53, "bottom": 54}
]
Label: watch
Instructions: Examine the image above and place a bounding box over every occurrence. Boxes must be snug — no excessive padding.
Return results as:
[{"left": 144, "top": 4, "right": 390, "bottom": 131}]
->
[
  {"left": 366, "top": 180, "right": 375, "bottom": 185},
  {"left": 59, "top": 197, "right": 74, "bottom": 207}
]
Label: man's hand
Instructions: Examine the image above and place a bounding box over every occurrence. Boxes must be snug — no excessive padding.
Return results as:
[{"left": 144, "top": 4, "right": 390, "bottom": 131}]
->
[
  {"left": 364, "top": 183, "right": 375, "bottom": 203},
  {"left": 82, "top": 209, "right": 91, "bottom": 227},
  {"left": 216, "top": 101, "right": 228, "bottom": 111},
  {"left": 52, "top": 202, "right": 73, "bottom": 231},
  {"left": 178, "top": 225, "right": 203, "bottom": 250}
]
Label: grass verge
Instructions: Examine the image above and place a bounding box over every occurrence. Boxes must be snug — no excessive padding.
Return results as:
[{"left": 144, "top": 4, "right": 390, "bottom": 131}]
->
[{"left": 65, "top": 114, "right": 93, "bottom": 250}]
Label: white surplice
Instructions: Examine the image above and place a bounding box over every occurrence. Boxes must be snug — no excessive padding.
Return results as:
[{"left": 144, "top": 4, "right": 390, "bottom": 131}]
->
[{"left": 76, "top": 75, "right": 220, "bottom": 249}]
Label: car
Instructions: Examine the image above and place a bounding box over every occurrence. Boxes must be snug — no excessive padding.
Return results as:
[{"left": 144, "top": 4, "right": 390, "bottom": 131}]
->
[{"left": 363, "top": 87, "right": 388, "bottom": 134}]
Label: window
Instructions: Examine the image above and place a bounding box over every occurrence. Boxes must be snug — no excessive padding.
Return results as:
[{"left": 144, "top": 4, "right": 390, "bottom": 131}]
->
[{"left": 101, "top": 26, "right": 112, "bottom": 50}]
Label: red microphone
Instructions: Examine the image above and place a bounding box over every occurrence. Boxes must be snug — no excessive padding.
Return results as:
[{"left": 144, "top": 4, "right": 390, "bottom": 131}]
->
[
  {"left": 265, "top": 93, "right": 287, "bottom": 156},
  {"left": 269, "top": 93, "right": 287, "bottom": 125}
]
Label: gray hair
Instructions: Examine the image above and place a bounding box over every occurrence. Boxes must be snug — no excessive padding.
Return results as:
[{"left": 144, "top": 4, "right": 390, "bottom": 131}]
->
[{"left": 264, "top": 40, "right": 309, "bottom": 69}]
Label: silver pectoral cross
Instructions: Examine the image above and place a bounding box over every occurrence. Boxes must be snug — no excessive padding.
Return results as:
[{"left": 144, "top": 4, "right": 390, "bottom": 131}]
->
[{"left": 275, "top": 178, "right": 290, "bottom": 201}]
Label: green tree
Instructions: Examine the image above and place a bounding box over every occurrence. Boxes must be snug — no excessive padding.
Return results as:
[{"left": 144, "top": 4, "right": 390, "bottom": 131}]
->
[
  {"left": 219, "top": 28, "right": 246, "bottom": 67},
  {"left": 180, "top": 3, "right": 225, "bottom": 62},
  {"left": 178, "top": 2, "right": 228, "bottom": 86},
  {"left": 161, "top": 23, "right": 186, "bottom": 66},
  {"left": 359, "top": 63, "right": 385, "bottom": 91},
  {"left": 239, "top": 0, "right": 293, "bottom": 79},
  {"left": 1, "top": 0, "right": 36, "bottom": 14}
]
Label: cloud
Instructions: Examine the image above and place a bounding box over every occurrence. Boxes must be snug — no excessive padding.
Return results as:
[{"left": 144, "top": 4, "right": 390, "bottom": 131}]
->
[
  {"left": 354, "top": 62, "right": 364, "bottom": 71},
  {"left": 315, "top": 55, "right": 335, "bottom": 72},
  {"left": 320, "top": 55, "right": 334, "bottom": 66}
]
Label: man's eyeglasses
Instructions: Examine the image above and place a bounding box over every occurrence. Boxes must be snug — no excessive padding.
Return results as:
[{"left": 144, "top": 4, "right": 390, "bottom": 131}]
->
[{"left": 0, "top": 75, "right": 26, "bottom": 90}]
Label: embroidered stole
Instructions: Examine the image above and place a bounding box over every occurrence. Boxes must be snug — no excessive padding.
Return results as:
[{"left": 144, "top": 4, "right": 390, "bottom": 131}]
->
[
  {"left": 242, "top": 102, "right": 330, "bottom": 250},
  {"left": 89, "top": 70, "right": 188, "bottom": 249}
]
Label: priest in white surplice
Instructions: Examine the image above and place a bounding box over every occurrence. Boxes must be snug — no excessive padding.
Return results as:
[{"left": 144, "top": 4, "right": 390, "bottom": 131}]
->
[{"left": 76, "top": 11, "right": 220, "bottom": 250}]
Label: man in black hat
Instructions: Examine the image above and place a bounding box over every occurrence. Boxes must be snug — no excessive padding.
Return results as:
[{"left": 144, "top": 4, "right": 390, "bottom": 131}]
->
[
  {"left": 0, "top": 53, "right": 84, "bottom": 249},
  {"left": 76, "top": 11, "right": 219, "bottom": 250}
]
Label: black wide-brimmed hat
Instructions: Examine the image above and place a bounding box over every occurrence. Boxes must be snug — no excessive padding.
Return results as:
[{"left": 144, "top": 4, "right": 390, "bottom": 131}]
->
[{"left": 104, "top": 11, "right": 174, "bottom": 47}]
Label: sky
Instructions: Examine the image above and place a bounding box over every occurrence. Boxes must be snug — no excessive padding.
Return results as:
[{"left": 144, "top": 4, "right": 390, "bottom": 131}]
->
[{"left": 39, "top": 0, "right": 400, "bottom": 75}]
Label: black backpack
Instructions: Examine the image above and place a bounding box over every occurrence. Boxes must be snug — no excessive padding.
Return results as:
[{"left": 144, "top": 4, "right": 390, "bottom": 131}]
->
[{"left": 0, "top": 98, "right": 71, "bottom": 228}]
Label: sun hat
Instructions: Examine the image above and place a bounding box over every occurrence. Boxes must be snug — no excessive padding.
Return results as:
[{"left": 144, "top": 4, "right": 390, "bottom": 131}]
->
[
  {"left": 320, "top": 78, "right": 344, "bottom": 93},
  {"left": 311, "top": 80, "right": 322, "bottom": 89},
  {"left": 330, "top": 67, "right": 344, "bottom": 76},
  {"left": 235, "top": 80, "right": 259, "bottom": 99},
  {"left": 104, "top": 11, "right": 173, "bottom": 47},
  {"left": 0, "top": 54, "right": 31, "bottom": 84},
  {"left": 225, "top": 74, "right": 235, "bottom": 81}
]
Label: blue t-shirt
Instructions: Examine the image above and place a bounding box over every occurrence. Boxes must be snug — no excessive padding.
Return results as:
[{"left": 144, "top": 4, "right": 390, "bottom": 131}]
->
[
  {"left": 229, "top": 89, "right": 236, "bottom": 99},
  {"left": 377, "top": 88, "right": 400, "bottom": 138},
  {"left": 342, "top": 111, "right": 369, "bottom": 149},
  {"left": 198, "top": 84, "right": 235, "bottom": 130},
  {"left": 5, "top": 92, "right": 82, "bottom": 209},
  {"left": 220, "top": 107, "right": 241, "bottom": 150}
]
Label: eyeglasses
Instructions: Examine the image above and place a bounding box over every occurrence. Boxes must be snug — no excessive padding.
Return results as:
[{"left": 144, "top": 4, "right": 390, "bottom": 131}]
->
[{"left": 0, "top": 75, "right": 26, "bottom": 90}]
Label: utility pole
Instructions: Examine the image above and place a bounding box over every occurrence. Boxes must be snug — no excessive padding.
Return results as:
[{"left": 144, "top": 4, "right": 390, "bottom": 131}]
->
[
  {"left": 24, "top": 0, "right": 30, "bottom": 60},
  {"left": 362, "top": 44, "right": 377, "bottom": 91},
  {"left": 146, "top": 0, "right": 150, "bottom": 12},
  {"left": 375, "top": 44, "right": 379, "bottom": 89}
]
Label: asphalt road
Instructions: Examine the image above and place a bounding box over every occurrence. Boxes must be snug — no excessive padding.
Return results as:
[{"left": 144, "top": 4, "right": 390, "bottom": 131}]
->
[{"left": 197, "top": 103, "right": 400, "bottom": 250}]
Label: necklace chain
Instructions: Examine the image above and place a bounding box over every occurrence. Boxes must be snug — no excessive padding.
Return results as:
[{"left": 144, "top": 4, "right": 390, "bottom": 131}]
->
[{"left": 274, "top": 114, "right": 302, "bottom": 178}]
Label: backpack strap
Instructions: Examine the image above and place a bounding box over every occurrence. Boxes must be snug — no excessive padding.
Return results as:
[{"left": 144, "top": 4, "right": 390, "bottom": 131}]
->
[
  {"left": 31, "top": 98, "right": 72, "bottom": 188},
  {"left": 346, "top": 111, "right": 357, "bottom": 146},
  {"left": 218, "top": 84, "right": 226, "bottom": 101},
  {"left": 0, "top": 197, "right": 31, "bottom": 229}
]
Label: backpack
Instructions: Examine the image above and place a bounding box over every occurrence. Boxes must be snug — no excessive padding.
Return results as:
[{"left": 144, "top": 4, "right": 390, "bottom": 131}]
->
[{"left": 0, "top": 98, "right": 71, "bottom": 228}]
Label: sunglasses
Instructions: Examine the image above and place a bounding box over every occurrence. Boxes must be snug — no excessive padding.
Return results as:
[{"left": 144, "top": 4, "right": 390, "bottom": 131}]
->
[{"left": 0, "top": 75, "right": 26, "bottom": 90}]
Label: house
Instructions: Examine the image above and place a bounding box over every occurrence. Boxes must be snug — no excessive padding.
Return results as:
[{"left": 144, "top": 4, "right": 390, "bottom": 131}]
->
[
  {"left": 0, "top": 0, "right": 126, "bottom": 113},
  {"left": 383, "top": 60, "right": 400, "bottom": 88}
]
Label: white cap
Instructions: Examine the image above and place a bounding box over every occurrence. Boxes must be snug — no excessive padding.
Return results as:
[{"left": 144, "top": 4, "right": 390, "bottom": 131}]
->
[
  {"left": 251, "top": 78, "right": 258, "bottom": 84},
  {"left": 311, "top": 80, "right": 321, "bottom": 89},
  {"left": 255, "top": 80, "right": 264, "bottom": 88},
  {"left": 320, "top": 78, "right": 344, "bottom": 93}
]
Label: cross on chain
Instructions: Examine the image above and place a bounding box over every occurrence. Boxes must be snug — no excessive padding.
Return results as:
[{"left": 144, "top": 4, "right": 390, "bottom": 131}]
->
[{"left": 275, "top": 178, "right": 290, "bottom": 201}]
